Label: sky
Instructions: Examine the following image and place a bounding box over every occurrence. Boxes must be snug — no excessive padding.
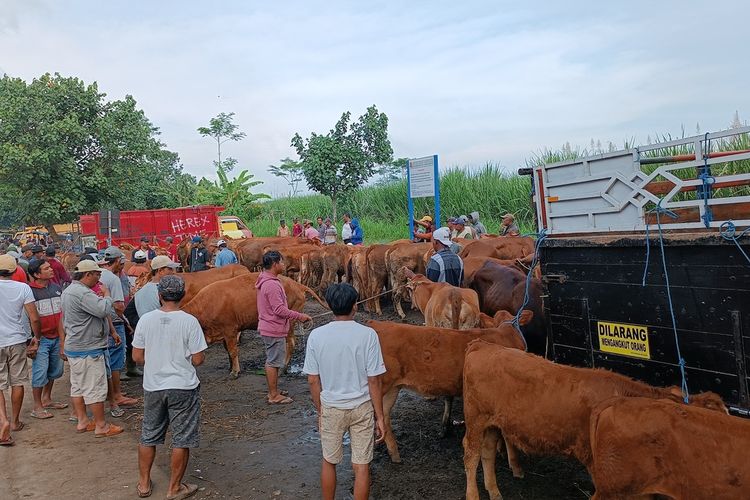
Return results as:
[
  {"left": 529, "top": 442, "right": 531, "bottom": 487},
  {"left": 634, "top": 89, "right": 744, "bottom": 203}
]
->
[{"left": 1, "top": 0, "right": 748, "bottom": 197}]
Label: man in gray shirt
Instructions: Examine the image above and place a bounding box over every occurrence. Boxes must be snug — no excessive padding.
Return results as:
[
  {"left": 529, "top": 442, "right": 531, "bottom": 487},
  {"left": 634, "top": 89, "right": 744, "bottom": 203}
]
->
[
  {"left": 134, "top": 256, "right": 180, "bottom": 317},
  {"left": 61, "top": 259, "right": 122, "bottom": 437}
]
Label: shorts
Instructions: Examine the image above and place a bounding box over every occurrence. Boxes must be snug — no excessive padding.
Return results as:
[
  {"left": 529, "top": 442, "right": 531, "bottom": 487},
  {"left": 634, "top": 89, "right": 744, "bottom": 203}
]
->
[
  {"left": 107, "top": 323, "right": 126, "bottom": 372},
  {"left": 69, "top": 355, "right": 108, "bottom": 405},
  {"left": 0, "top": 342, "right": 29, "bottom": 391},
  {"left": 141, "top": 386, "right": 201, "bottom": 448},
  {"left": 31, "top": 337, "right": 64, "bottom": 388},
  {"left": 320, "top": 401, "right": 375, "bottom": 465},
  {"left": 262, "top": 336, "right": 286, "bottom": 368}
]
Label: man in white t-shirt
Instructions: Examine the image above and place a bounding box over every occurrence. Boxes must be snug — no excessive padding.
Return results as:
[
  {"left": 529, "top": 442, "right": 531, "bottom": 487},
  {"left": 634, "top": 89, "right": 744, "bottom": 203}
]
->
[
  {"left": 0, "top": 254, "right": 41, "bottom": 446},
  {"left": 132, "top": 275, "right": 207, "bottom": 499},
  {"left": 303, "top": 283, "right": 386, "bottom": 500}
]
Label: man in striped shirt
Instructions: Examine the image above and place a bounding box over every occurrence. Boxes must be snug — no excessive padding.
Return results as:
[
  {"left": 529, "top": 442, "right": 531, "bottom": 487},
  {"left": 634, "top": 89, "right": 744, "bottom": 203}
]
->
[{"left": 403, "top": 227, "right": 464, "bottom": 287}]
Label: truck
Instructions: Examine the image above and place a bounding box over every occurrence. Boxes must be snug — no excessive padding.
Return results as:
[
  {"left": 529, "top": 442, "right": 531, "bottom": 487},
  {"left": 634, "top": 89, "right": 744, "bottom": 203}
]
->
[
  {"left": 78, "top": 205, "right": 253, "bottom": 249},
  {"left": 526, "top": 126, "right": 750, "bottom": 416}
]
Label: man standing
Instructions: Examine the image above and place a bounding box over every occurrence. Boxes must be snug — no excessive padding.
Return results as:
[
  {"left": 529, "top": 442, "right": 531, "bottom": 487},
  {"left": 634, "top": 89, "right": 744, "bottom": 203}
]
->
[
  {"left": 452, "top": 217, "right": 474, "bottom": 240},
  {"left": 45, "top": 246, "right": 71, "bottom": 287},
  {"left": 18, "top": 244, "right": 33, "bottom": 272},
  {"left": 276, "top": 219, "right": 290, "bottom": 237},
  {"left": 133, "top": 275, "right": 207, "bottom": 500},
  {"left": 127, "top": 250, "right": 151, "bottom": 288},
  {"left": 164, "top": 236, "right": 178, "bottom": 263},
  {"left": 292, "top": 217, "right": 303, "bottom": 238},
  {"left": 0, "top": 254, "right": 41, "bottom": 445},
  {"left": 303, "top": 283, "right": 386, "bottom": 500},
  {"left": 350, "top": 218, "right": 364, "bottom": 246},
  {"left": 213, "top": 240, "right": 238, "bottom": 268},
  {"left": 322, "top": 218, "right": 337, "bottom": 245},
  {"left": 133, "top": 237, "right": 157, "bottom": 261},
  {"left": 413, "top": 215, "right": 435, "bottom": 242},
  {"left": 61, "top": 259, "right": 122, "bottom": 437},
  {"left": 316, "top": 217, "right": 325, "bottom": 239},
  {"left": 29, "top": 245, "right": 45, "bottom": 265},
  {"left": 303, "top": 220, "right": 321, "bottom": 241},
  {"left": 27, "top": 260, "right": 67, "bottom": 420},
  {"left": 410, "top": 227, "right": 464, "bottom": 287},
  {"left": 134, "top": 256, "right": 180, "bottom": 318},
  {"left": 468, "top": 212, "right": 487, "bottom": 237},
  {"left": 341, "top": 213, "right": 353, "bottom": 245},
  {"left": 256, "top": 251, "right": 312, "bottom": 404},
  {"left": 189, "top": 236, "right": 210, "bottom": 272},
  {"left": 500, "top": 213, "right": 520, "bottom": 236},
  {"left": 99, "top": 247, "right": 137, "bottom": 409}
]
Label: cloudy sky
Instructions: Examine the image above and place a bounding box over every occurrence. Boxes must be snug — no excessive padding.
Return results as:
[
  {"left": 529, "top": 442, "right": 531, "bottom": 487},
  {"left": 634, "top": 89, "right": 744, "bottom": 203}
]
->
[{"left": 1, "top": 0, "right": 748, "bottom": 196}]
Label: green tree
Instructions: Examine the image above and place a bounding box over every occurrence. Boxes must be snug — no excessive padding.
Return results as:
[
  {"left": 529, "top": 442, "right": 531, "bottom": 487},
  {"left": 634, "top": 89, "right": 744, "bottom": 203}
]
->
[
  {"left": 196, "top": 168, "right": 269, "bottom": 219},
  {"left": 0, "top": 72, "right": 186, "bottom": 238},
  {"left": 269, "top": 157, "right": 305, "bottom": 197},
  {"left": 291, "top": 105, "right": 392, "bottom": 220},
  {"left": 197, "top": 112, "right": 246, "bottom": 173}
]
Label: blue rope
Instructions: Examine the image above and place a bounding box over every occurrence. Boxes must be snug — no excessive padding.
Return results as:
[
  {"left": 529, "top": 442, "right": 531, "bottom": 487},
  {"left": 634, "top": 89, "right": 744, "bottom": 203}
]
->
[
  {"left": 508, "top": 229, "right": 547, "bottom": 350},
  {"left": 720, "top": 221, "right": 750, "bottom": 265},
  {"left": 642, "top": 201, "right": 689, "bottom": 403},
  {"left": 699, "top": 133, "right": 715, "bottom": 228}
]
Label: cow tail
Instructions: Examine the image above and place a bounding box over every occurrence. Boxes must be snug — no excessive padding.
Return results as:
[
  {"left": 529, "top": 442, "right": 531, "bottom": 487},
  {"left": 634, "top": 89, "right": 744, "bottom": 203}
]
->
[
  {"left": 302, "top": 285, "right": 329, "bottom": 309},
  {"left": 451, "top": 289, "right": 461, "bottom": 330}
]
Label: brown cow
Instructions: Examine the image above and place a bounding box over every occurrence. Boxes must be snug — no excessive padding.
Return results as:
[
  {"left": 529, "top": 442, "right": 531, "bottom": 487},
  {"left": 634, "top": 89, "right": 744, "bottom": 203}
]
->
[
  {"left": 262, "top": 244, "right": 318, "bottom": 281},
  {"left": 319, "top": 244, "right": 351, "bottom": 293},
  {"left": 236, "top": 237, "right": 316, "bottom": 271},
  {"left": 407, "top": 275, "right": 480, "bottom": 329},
  {"left": 384, "top": 242, "right": 430, "bottom": 318},
  {"left": 589, "top": 397, "right": 749, "bottom": 500},
  {"left": 462, "top": 256, "right": 534, "bottom": 286},
  {"left": 459, "top": 236, "right": 535, "bottom": 260},
  {"left": 469, "top": 261, "right": 546, "bottom": 355},
  {"left": 348, "top": 245, "right": 370, "bottom": 305},
  {"left": 365, "top": 244, "right": 391, "bottom": 315},
  {"left": 462, "top": 343, "right": 728, "bottom": 500},
  {"left": 181, "top": 272, "right": 326, "bottom": 377},
  {"left": 299, "top": 248, "right": 324, "bottom": 289},
  {"left": 368, "top": 311, "right": 531, "bottom": 463},
  {"left": 179, "top": 264, "right": 250, "bottom": 304}
]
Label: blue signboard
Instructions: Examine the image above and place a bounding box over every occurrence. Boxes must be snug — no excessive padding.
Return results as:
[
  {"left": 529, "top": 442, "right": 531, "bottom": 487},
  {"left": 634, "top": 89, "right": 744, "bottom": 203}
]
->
[{"left": 406, "top": 155, "right": 440, "bottom": 238}]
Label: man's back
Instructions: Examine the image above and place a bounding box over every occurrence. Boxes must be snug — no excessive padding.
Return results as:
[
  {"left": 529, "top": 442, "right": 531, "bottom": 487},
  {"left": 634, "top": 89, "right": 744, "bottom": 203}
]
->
[
  {"left": 0, "top": 279, "right": 34, "bottom": 347},
  {"left": 426, "top": 249, "right": 464, "bottom": 287},
  {"left": 133, "top": 309, "right": 207, "bottom": 392},
  {"left": 303, "top": 320, "right": 385, "bottom": 409}
]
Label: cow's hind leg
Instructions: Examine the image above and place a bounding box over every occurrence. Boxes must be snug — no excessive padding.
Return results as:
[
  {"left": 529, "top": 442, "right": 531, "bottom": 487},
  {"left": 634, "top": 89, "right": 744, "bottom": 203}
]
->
[
  {"left": 393, "top": 289, "right": 406, "bottom": 319},
  {"left": 441, "top": 397, "right": 454, "bottom": 437},
  {"left": 505, "top": 438, "right": 524, "bottom": 479},
  {"left": 481, "top": 427, "right": 503, "bottom": 500},
  {"left": 382, "top": 387, "right": 402, "bottom": 463},
  {"left": 224, "top": 331, "right": 240, "bottom": 378},
  {"left": 463, "top": 422, "right": 486, "bottom": 500}
]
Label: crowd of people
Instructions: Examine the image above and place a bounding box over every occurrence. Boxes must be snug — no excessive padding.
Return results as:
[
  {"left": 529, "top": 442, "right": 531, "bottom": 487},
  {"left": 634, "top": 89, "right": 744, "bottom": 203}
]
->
[
  {"left": 412, "top": 211, "right": 519, "bottom": 243},
  {"left": 275, "top": 213, "right": 364, "bottom": 246}
]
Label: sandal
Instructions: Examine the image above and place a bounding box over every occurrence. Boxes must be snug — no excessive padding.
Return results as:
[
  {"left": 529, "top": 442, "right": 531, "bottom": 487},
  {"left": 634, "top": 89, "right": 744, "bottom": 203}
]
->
[
  {"left": 110, "top": 406, "right": 125, "bottom": 418},
  {"left": 268, "top": 396, "right": 294, "bottom": 405},
  {"left": 76, "top": 422, "right": 96, "bottom": 433},
  {"left": 11, "top": 422, "right": 25, "bottom": 432},
  {"left": 115, "top": 396, "right": 138, "bottom": 406},
  {"left": 42, "top": 402, "right": 69, "bottom": 410},
  {"left": 94, "top": 424, "right": 123, "bottom": 438},
  {"left": 31, "top": 410, "right": 54, "bottom": 419},
  {"left": 137, "top": 479, "right": 153, "bottom": 498},
  {"left": 0, "top": 436, "right": 14, "bottom": 447},
  {"left": 166, "top": 482, "right": 198, "bottom": 500}
]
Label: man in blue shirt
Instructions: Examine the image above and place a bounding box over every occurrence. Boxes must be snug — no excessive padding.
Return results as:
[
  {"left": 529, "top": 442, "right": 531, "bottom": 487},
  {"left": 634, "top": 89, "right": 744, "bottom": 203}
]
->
[{"left": 213, "top": 240, "right": 238, "bottom": 268}]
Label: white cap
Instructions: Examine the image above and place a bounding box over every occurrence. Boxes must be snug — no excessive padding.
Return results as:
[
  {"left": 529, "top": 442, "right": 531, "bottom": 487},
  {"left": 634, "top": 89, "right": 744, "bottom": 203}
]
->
[
  {"left": 133, "top": 250, "right": 148, "bottom": 260},
  {"left": 432, "top": 227, "right": 453, "bottom": 246},
  {"left": 216, "top": 239, "right": 227, "bottom": 247}
]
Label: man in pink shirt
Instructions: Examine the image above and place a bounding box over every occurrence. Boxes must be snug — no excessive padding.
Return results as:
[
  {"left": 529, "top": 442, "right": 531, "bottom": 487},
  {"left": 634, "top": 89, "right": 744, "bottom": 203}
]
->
[
  {"left": 303, "top": 220, "right": 321, "bottom": 241},
  {"left": 255, "top": 251, "right": 312, "bottom": 404},
  {"left": 45, "top": 246, "right": 71, "bottom": 287}
]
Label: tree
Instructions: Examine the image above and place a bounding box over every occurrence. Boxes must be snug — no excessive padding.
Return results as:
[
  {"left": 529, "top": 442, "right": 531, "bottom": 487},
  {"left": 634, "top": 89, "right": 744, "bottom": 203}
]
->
[
  {"left": 375, "top": 157, "right": 407, "bottom": 185},
  {"left": 197, "top": 112, "right": 246, "bottom": 173},
  {"left": 269, "top": 157, "right": 305, "bottom": 197},
  {"left": 196, "top": 168, "right": 269, "bottom": 219},
  {"left": 291, "top": 105, "right": 392, "bottom": 220},
  {"left": 0, "top": 73, "right": 186, "bottom": 237}
]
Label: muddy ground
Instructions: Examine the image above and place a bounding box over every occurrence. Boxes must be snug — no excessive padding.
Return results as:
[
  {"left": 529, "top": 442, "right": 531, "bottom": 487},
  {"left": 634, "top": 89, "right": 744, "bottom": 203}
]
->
[{"left": 176, "top": 299, "right": 593, "bottom": 500}]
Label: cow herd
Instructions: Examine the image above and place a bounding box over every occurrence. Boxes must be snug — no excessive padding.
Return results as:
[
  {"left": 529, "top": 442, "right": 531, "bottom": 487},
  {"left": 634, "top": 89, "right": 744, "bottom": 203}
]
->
[{"left": 105, "top": 235, "right": 749, "bottom": 498}]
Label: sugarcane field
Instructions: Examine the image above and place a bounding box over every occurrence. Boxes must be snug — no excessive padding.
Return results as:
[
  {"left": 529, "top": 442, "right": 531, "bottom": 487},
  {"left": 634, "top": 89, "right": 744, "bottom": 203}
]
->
[{"left": 1, "top": 2, "right": 749, "bottom": 500}]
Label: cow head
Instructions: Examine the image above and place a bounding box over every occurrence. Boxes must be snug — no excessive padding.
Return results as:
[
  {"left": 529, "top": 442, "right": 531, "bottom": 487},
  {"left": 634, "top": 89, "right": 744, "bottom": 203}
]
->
[
  {"left": 669, "top": 387, "right": 729, "bottom": 414},
  {"left": 482, "top": 309, "right": 534, "bottom": 327}
]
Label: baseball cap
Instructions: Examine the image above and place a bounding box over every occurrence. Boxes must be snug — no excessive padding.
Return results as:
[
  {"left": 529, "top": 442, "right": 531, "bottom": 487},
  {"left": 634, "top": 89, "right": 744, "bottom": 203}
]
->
[
  {"left": 7, "top": 250, "right": 21, "bottom": 260},
  {"left": 192, "top": 236, "right": 202, "bottom": 243},
  {"left": 432, "top": 227, "right": 453, "bottom": 246},
  {"left": 140, "top": 236, "right": 149, "bottom": 242},
  {"left": 158, "top": 275, "right": 185, "bottom": 296},
  {"left": 74, "top": 260, "right": 103, "bottom": 273},
  {"left": 45, "top": 246, "right": 56, "bottom": 256},
  {"left": 151, "top": 255, "right": 180, "bottom": 270},
  {"left": 103, "top": 246, "right": 124, "bottom": 260},
  {"left": 0, "top": 254, "right": 17, "bottom": 272},
  {"left": 31, "top": 245, "right": 44, "bottom": 253},
  {"left": 455, "top": 216, "right": 467, "bottom": 225},
  {"left": 216, "top": 239, "right": 227, "bottom": 247},
  {"left": 502, "top": 213, "right": 515, "bottom": 220},
  {"left": 133, "top": 250, "right": 148, "bottom": 261},
  {"left": 418, "top": 216, "right": 433, "bottom": 223}
]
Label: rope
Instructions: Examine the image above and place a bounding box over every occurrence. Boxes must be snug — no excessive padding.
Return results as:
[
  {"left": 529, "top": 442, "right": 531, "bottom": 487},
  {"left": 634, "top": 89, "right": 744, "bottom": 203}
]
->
[
  {"left": 642, "top": 201, "right": 690, "bottom": 403},
  {"left": 699, "top": 132, "right": 715, "bottom": 228},
  {"left": 299, "top": 283, "right": 408, "bottom": 329},
  {"left": 504, "top": 229, "right": 547, "bottom": 351},
  {"left": 719, "top": 221, "right": 750, "bottom": 265}
]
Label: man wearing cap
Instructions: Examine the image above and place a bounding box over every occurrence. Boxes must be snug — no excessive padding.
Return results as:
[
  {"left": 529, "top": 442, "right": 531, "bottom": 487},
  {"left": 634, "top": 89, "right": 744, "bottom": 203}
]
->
[
  {"left": 6, "top": 251, "right": 29, "bottom": 283},
  {"left": 500, "top": 213, "right": 520, "bottom": 236},
  {"left": 99, "top": 247, "right": 138, "bottom": 409},
  {"left": 406, "top": 227, "right": 464, "bottom": 288},
  {"left": 214, "top": 240, "right": 238, "bottom": 268},
  {"left": 133, "top": 237, "right": 157, "bottom": 261},
  {"left": 452, "top": 216, "right": 474, "bottom": 240},
  {"left": 19, "top": 244, "right": 33, "bottom": 273},
  {"left": 127, "top": 250, "right": 151, "bottom": 287},
  {"left": 164, "top": 236, "right": 178, "bottom": 263},
  {"left": 133, "top": 276, "right": 207, "bottom": 499},
  {"left": 303, "top": 220, "right": 321, "bottom": 241},
  {"left": 413, "top": 215, "right": 435, "bottom": 242},
  {"left": 45, "top": 246, "right": 71, "bottom": 287},
  {"left": 189, "top": 236, "right": 210, "bottom": 272},
  {"left": 135, "top": 256, "right": 181, "bottom": 318},
  {"left": 0, "top": 254, "right": 42, "bottom": 445},
  {"left": 61, "top": 259, "right": 123, "bottom": 437},
  {"left": 28, "top": 245, "right": 45, "bottom": 265}
]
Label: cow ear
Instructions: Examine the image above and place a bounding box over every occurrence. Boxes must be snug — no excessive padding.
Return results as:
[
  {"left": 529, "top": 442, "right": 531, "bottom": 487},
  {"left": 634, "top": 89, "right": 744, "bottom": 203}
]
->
[
  {"left": 668, "top": 386, "right": 683, "bottom": 398},
  {"left": 479, "top": 313, "right": 494, "bottom": 328},
  {"left": 493, "top": 310, "right": 514, "bottom": 325},
  {"left": 518, "top": 310, "right": 534, "bottom": 326}
]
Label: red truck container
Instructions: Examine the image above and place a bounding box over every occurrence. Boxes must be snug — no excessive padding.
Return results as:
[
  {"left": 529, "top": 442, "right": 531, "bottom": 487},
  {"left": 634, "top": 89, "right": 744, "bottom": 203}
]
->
[{"left": 79, "top": 205, "right": 253, "bottom": 249}]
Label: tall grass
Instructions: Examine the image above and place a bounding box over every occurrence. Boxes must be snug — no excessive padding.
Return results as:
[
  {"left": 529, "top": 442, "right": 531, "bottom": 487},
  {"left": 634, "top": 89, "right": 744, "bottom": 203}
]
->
[{"left": 251, "top": 163, "right": 536, "bottom": 241}]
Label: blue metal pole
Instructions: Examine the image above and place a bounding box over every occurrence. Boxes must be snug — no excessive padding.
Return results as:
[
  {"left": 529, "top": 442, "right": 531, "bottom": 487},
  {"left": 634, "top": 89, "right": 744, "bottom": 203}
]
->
[
  {"left": 407, "top": 159, "right": 415, "bottom": 239},
  {"left": 433, "top": 155, "right": 440, "bottom": 227}
]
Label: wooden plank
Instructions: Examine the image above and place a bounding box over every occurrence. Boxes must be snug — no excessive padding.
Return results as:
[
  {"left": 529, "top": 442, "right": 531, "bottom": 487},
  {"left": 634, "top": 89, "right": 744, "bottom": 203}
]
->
[
  {"left": 644, "top": 178, "right": 750, "bottom": 196},
  {"left": 644, "top": 202, "right": 750, "bottom": 225}
]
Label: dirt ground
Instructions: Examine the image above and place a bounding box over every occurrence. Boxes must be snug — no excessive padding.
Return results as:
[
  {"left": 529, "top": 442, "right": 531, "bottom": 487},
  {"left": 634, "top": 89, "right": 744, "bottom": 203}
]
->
[{"left": 1, "top": 298, "right": 593, "bottom": 500}]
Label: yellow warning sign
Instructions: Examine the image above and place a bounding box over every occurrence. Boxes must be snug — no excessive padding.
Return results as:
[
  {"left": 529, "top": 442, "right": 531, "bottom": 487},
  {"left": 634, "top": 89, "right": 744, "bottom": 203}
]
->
[{"left": 597, "top": 321, "right": 651, "bottom": 360}]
